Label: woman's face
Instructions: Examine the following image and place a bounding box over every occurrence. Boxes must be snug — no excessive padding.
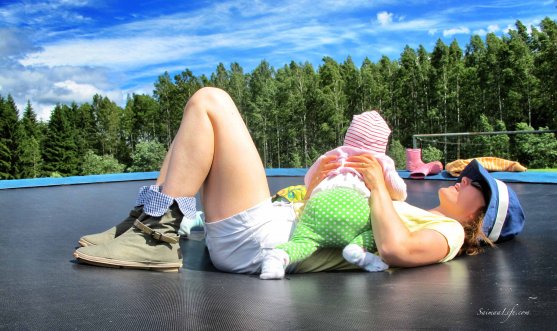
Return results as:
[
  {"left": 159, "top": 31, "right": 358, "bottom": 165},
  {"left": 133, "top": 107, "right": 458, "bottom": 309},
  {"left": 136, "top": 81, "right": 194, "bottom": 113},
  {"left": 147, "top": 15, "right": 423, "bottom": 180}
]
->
[{"left": 438, "top": 176, "right": 487, "bottom": 224}]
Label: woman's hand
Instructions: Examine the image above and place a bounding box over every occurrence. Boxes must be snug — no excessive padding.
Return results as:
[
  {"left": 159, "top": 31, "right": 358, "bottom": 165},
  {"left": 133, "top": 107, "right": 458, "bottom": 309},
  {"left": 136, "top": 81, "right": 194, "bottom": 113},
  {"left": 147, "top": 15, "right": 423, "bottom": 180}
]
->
[
  {"left": 305, "top": 155, "right": 340, "bottom": 198},
  {"left": 345, "top": 154, "right": 387, "bottom": 192}
]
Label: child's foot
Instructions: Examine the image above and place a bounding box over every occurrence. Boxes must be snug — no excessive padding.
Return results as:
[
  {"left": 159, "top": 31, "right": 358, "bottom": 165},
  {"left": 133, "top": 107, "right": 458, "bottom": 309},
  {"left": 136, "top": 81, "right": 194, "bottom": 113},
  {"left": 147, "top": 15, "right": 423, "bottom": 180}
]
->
[
  {"left": 178, "top": 211, "right": 205, "bottom": 237},
  {"left": 343, "top": 244, "right": 388, "bottom": 272},
  {"left": 260, "top": 249, "right": 289, "bottom": 280}
]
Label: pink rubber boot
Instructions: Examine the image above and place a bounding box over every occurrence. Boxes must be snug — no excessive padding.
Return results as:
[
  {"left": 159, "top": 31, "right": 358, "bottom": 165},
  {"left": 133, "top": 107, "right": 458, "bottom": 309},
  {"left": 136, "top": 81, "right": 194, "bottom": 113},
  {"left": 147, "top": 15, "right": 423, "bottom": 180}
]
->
[
  {"left": 406, "top": 148, "right": 425, "bottom": 171},
  {"left": 406, "top": 148, "right": 443, "bottom": 179}
]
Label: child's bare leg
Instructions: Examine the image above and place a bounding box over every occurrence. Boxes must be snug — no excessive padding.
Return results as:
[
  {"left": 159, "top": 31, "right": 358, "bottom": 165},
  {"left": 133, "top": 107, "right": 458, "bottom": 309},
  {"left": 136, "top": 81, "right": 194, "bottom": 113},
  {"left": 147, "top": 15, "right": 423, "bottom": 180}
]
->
[{"left": 158, "top": 87, "right": 270, "bottom": 222}]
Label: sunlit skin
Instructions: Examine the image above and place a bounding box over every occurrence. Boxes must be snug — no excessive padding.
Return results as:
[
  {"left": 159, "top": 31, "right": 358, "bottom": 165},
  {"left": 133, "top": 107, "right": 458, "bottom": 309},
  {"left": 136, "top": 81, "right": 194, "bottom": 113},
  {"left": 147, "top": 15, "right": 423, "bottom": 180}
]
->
[
  {"left": 429, "top": 177, "right": 487, "bottom": 226},
  {"left": 310, "top": 153, "right": 488, "bottom": 267},
  {"left": 307, "top": 155, "right": 487, "bottom": 226}
]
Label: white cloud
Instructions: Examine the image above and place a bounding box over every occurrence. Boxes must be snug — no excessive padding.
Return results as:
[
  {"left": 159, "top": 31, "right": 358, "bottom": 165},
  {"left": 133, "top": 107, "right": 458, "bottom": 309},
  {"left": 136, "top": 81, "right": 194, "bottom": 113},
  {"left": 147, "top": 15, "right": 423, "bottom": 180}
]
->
[
  {"left": 0, "top": 28, "right": 41, "bottom": 63},
  {"left": 473, "top": 28, "right": 487, "bottom": 36},
  {"left": 2, "top": 0, "right": 556, "bottom": 121},
  {"left": 377, "top": 11, "right": 393, "bottom": 26},
  {"left": 8, "top": 1, "right": 386, "bottom": 120},
  {"left": 503, "top": 24, "right": 514, "bottom": 34},
  {"left": 487, "top": 24, "right": 500, "bottom": 33},
  {"left": 371, "top": 17, "right": 439, "bottom": 33},
  {"left": 53, "top": 80, "right": 103, "bottom": 101},
  {"left": 31, "top": 80, "right": 124, "bottom": 120},
  {"left": 443, "top": 26, "right": 470, "bottom": 37},
  {"left": 0, "top": 0, "right": 92, "bottom": 29},
  {"left": 0, "top": 59, "right": 124, "bottom": 120},
  {"left": 377, "top": 44, "right": 399, "bottom": 55},
  {"left": 20, "top": 35, "right": 207, "bottom": 69}
]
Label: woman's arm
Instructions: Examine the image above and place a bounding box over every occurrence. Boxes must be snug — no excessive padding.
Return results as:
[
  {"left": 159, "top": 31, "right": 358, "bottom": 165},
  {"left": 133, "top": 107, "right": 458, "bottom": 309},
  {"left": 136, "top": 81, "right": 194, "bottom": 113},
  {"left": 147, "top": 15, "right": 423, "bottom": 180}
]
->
[
  {"left": 304, "top": 155, "right": 340, "bottom": 198},
  {"left": 346, "top": 154, "right": 449, "bottom": 267}
]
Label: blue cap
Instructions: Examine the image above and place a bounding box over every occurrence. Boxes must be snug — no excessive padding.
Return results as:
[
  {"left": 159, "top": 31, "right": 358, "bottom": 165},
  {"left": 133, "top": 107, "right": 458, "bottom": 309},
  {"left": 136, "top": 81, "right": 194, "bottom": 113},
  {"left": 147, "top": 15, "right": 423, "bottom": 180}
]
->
[{"left": 457, "top": 159, "right": 525, "bottom": 242}]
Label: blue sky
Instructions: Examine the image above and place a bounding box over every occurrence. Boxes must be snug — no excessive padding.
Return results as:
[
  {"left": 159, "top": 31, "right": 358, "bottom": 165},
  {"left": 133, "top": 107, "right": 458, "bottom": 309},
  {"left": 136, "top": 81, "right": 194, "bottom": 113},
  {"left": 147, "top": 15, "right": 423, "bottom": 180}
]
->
[{"left": 1, "top": 0, "right": 556, "bottom": 120}]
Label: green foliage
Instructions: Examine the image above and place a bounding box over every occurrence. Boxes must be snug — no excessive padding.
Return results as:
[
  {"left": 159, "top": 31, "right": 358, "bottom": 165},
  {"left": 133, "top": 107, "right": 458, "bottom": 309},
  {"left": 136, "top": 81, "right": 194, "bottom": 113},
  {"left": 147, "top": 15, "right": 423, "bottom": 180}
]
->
[
  {"left": 490, "top": 120, "right": 511, "bottom": 159},
  {"left": 514, "top": 123, "right": 557, "bottom": 168},
  {"left": 453, "top": 114, "right": 511, "bottom": 160},
  {"left": 2, "top": 17, "right": 557, "bottom": 178},
  {"left": 82, "top": 150, "right": 126, "bottom": 175},
  {"left": 128, "top": 140, "right": 167, "bottom": 172},
  {"left": 91, "top": 95, "right": 122, "bottom": 156},
  {"left": 421, "top": 145, "right": 444, "bottom": 163},
  {"left": 0, "top": 95, "right": 21, "bottom": 179},
  {"left": 387, "top": 139, "right": 406, "bottom": 170},
  {"left": 18, "top": 101, "right": 43, "bottom": 178},
  {"left": 42, "top": 104, "right": 79, "bottom": 176}
]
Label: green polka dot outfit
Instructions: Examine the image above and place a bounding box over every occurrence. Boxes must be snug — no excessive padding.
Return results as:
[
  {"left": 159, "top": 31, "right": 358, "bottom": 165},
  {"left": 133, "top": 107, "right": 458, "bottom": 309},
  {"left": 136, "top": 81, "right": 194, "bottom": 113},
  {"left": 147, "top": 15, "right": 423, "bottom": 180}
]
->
[{"left": 276, "top": 187, "right": 377, "bottom": 264}]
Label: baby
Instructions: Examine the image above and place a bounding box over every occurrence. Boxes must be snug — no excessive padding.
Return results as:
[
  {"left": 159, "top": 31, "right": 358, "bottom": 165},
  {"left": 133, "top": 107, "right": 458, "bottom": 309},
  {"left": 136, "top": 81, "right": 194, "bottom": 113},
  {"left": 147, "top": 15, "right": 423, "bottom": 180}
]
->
[
  {"left": 305, "top": 110, "right": 406, "bottom": 201},
  {"left": 260, "top": 111, "right": 406, "bottom": 279}
]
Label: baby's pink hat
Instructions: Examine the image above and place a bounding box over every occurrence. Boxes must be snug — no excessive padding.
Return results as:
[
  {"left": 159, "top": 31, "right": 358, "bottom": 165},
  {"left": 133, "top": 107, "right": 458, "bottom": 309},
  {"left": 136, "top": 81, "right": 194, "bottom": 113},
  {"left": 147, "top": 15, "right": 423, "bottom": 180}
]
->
[{"left": 343, "top": 111, "right": 391, "bottom": 154}]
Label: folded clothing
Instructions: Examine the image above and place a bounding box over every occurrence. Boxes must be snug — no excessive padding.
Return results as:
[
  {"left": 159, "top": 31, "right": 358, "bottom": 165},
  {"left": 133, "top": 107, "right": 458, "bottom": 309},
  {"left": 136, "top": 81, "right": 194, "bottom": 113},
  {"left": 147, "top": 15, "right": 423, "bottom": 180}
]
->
[{"left": 446, "top": 157, "right": 527, "bottom": 177}]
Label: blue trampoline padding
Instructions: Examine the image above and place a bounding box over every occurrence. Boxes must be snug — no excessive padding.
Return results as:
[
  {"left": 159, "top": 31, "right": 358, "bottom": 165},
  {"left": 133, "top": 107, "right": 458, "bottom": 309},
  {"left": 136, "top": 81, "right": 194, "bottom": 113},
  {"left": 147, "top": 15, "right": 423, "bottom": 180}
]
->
[
  {"left": 398, "top": 170, "right": 557, "bottom": 184},
  {"left": 0, "top": 169, "right": 309, "bottom": 190},
  {"left": 265, "top": 168, "right": 308, "bottom": 176},
  {"left": 0, "top": 172, "right": 160, "bottom": 190},
  {"left": 1, "top": 169, "right": 556, "bottom": 189}
]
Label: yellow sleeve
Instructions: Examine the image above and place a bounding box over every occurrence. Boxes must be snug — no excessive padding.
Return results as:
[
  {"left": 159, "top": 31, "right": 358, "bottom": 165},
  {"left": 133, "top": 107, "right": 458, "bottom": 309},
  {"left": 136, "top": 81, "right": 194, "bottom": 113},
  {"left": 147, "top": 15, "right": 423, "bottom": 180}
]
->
[
  {"left": 394, "top": 202, "right": 465, "bottom": 263},
  {"left": 425, "top": 221, "right": 465, "bottom": 262}
]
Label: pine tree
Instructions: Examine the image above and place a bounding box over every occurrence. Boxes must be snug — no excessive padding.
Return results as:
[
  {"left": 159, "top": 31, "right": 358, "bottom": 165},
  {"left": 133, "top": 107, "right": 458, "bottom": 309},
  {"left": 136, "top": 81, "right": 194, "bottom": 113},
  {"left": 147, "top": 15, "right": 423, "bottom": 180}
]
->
[
  {"left": 376, "top": 56, "right": 399, "bottom": 141},
  {"left": 416, "top": 45, "right": 434, "bottom": 134},
  {"left": 462, "top": 35, "right": 486, "bottom": 132},
  {"left": 153, "top": 72, "right": 176, "bottom": 147},
  {"left": 0, "top": 96, "right": 11, "bottom": 179},
  {"left": 228, "top": 62, "right": 248, "bottom": 122},
  {"left": 18, "top": 101, "right": 43, "bottom": 178},
  {"left": 91, "top": 95, "right": 122, "bottom": 156},
  {"left": 247, "top": 60, "right": 277, "bottom": 167},
  {"left": 341, "top": 56, "right": 363, "bottom": 118},
  {"left": 318, "top": 56, "right": 347, "bottom": 147},
  {"left": 448, "top": 39, "right": 464, "bottom": 134},
  {"left": 397, "top": 46, "right": 421, "bottom": 140},
  {"left": 210, "top": 63, "right": 230, "bottom": 90},
  {"left": 360, "top": 57, "right": 379, "bottom": 112},
  {"left": 0, "top": 95, "right": 21, "bottom": 179},
  {"left": 484, "top": 33, "right": 507, "bottom": 122},
  {"left": 534, "top": 17, "right": 557, "bottom": 129},
  {"left": 42, "top": 104, "right": 79, "bottom": 176},
  {"left": 431, "top": 39, "right": 450, "bottom": 134}
]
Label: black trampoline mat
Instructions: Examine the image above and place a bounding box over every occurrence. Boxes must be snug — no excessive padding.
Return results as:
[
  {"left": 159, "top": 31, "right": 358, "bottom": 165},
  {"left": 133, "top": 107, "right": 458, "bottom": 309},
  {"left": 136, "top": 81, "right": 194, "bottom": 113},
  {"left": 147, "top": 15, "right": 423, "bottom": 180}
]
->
[{"left": 1, "top": 178, "right": 556, "bottom": 330}]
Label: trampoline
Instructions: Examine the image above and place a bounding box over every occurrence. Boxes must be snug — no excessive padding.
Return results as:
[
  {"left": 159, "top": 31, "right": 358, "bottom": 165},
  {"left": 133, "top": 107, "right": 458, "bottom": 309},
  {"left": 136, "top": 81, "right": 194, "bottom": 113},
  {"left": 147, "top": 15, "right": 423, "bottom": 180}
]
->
[{"left": 0, "top": 173, "right": 556, "bottom": 330}]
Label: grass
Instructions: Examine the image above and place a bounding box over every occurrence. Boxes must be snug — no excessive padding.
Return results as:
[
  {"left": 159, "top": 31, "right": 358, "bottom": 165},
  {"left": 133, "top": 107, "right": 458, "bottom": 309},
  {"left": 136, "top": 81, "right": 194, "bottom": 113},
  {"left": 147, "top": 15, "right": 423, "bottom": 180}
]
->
[{"left": 529, "top": 169, "right": 557, "bottom": 172}]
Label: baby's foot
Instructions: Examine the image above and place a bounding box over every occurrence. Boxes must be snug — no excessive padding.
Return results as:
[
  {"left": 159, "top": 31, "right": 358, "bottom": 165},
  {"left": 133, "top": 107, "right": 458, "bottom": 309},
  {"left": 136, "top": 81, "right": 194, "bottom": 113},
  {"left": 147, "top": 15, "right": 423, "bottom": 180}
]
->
[
  {"left": 178, "top": 211, "right": 205, "bottom": 237},
  {"left": 343, "top": 244, "right": 388, "bottom": 272},
  {"left": 260, "top": 249, "right": 289, "bottom": 280},
  {"left": 361, "top": 252, "right": 389, "bottom": 272}
]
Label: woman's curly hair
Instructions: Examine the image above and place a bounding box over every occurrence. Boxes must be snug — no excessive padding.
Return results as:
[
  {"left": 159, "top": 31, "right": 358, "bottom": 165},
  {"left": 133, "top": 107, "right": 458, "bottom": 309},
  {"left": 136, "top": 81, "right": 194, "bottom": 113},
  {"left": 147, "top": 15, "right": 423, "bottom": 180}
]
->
[{"left": 459, "top": 212, "right": 495, "bottom": 256}]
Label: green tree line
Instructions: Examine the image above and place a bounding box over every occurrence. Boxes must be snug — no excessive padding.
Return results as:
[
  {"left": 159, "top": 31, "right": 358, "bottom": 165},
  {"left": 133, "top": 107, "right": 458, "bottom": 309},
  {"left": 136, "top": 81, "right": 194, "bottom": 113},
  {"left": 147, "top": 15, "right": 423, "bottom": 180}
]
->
[{"left": 1, "top": 18, "right": 556, "bottom": 180}]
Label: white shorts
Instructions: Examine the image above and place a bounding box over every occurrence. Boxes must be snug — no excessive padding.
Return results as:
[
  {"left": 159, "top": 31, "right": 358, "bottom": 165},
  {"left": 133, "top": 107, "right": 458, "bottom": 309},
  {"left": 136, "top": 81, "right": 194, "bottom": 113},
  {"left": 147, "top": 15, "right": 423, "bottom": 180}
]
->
[{"left": 204, "top": 198, "right": 297, "bottom": 274}]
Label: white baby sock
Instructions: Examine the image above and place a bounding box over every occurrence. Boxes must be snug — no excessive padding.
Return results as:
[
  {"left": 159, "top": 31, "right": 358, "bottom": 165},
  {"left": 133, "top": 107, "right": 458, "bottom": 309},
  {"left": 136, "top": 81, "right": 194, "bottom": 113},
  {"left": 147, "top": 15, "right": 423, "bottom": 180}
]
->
[
  {"left": 260, "top": 249, "right": 289, "bottom": 280},
  {"left": 343, "top": 244, "right": 389, "bottom": 272},
  {"left": 178, "top": 211, "right": 205, "bottom": 237}
]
